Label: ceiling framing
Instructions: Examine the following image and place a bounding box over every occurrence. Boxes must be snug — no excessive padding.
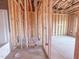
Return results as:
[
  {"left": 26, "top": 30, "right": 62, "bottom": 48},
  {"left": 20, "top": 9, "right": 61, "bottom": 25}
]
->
[
  {"left": 29, "top": 0, "right": 79, "bottom": 13},
  {"left": 52, "top": 0, "right": 79, "bottom": 13}
]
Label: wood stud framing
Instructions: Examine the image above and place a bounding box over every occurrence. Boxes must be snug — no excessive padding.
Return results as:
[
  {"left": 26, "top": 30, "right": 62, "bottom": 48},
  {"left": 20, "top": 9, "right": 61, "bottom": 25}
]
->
[
  {"left": 8, "top": 0, "right": 79, "bottom": 59},
  {"left": 8, "top": 0, "right": 28, "bottom": 49},
  {"left": 52, "top": 13, "right": 68, "bottom": 36}
]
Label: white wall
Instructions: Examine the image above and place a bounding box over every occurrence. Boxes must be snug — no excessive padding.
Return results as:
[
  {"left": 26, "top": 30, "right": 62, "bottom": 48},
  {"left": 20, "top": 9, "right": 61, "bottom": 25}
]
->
[
  {"left": 0, "top": 9, "right": 10, "bottom": 59},
  {"left": 0, "top": 9, "right": 9, "bottom": 46}
]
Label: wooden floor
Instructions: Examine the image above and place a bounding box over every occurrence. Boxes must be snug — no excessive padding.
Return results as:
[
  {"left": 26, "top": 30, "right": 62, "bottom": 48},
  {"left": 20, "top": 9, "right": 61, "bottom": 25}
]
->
[{"left": 5, "top": 47, "right": 48, "bottom": 59}]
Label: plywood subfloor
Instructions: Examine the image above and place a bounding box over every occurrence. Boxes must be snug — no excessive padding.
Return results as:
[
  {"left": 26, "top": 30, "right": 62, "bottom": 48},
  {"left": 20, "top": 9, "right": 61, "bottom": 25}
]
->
[{"left": 5, "top": 47, "right": 48, "bottom": 59}]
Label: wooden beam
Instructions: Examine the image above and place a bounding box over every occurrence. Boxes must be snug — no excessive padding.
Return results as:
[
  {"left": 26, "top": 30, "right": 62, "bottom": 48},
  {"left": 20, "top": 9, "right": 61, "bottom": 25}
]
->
[
  {"left": 28, "top": 0, "right": 32, "bottom": 11},
  {"left": 20, "top": 0, "right": 24, "bottom": 10},
  {"left": 58, "top": 1, "right": 68, "bottom": 9},
  {"left": 24, "top": 0, "right": 28, "bottom": 47},
  {"left": 65, "top": 2, "right": 79, "bottom": 12},
  {"left": 48, "top": 0, "right": 52, "bottom": 59},
  {"left": 52, "top": 0, "right": 60, "bottom": 7},
  {"left": 13, "top": 0, "right": 18, "bottom": 6}
]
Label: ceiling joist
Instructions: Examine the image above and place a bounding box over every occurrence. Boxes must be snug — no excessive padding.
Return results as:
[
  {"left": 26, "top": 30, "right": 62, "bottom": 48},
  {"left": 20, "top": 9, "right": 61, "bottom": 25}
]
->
[
  {"left": 66, "top": 2, "right": 79, "bottom": 12},
  {"left": 52, "top": 0, "right": 79, "bottom": 13},
  {"left": 52, "top": 0, "right": 60, "bottom": 7}
]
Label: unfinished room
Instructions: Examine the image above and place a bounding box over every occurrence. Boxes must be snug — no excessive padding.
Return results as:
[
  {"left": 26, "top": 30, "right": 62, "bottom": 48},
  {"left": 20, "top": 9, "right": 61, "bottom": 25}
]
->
[{"left": 0, "top": 0, "right": 79, "bottom": 59}]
